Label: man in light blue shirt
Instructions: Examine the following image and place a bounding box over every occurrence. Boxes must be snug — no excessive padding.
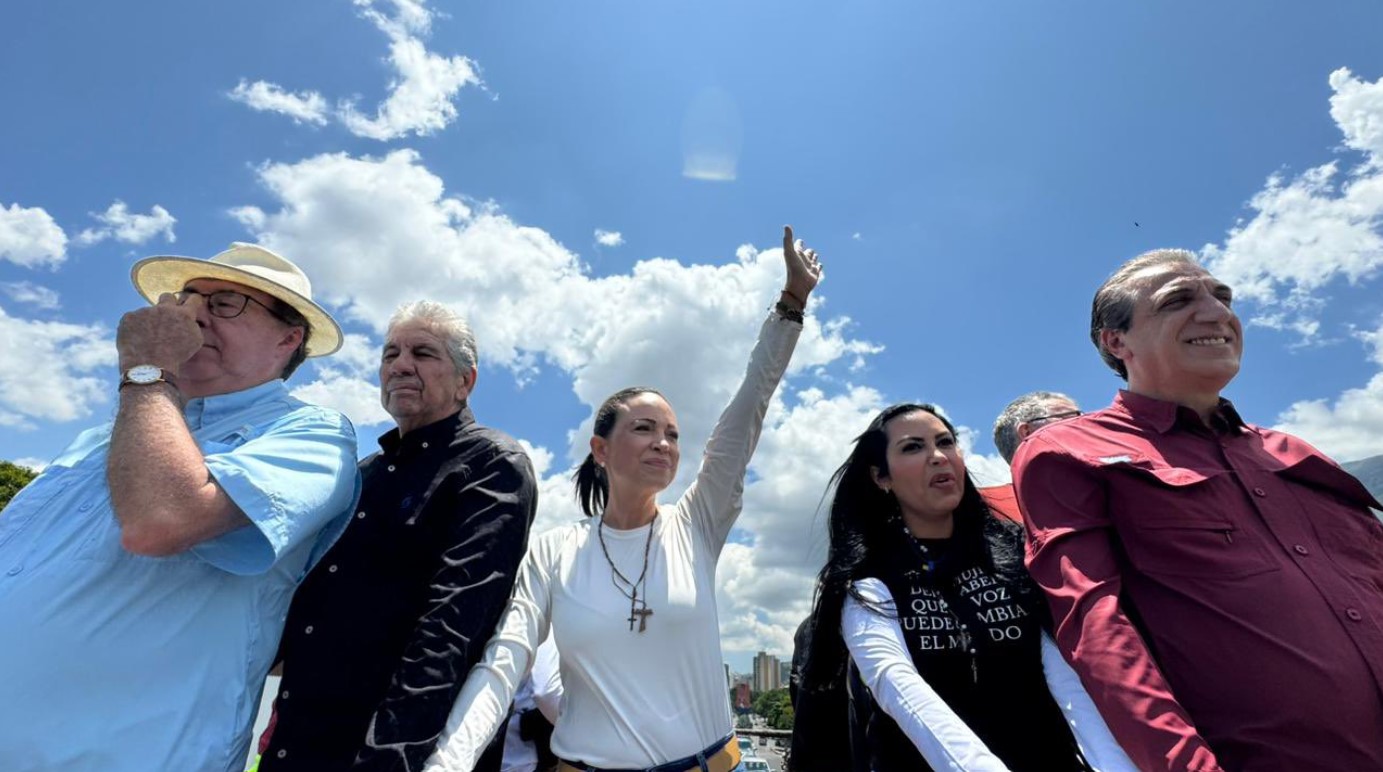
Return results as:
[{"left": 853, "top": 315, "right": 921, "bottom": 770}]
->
[{"left": 0, "top": 243, "right": 361, "bottom": 771}]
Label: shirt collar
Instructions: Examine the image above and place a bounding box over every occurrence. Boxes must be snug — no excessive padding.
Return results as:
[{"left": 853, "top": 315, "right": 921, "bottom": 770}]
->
[
  {"left": 183, "top": 380, "right": 287, "bottom": 430},
  {"left": 377, "top": 405, "right": 475, "bottom": 456},
  {"left": 1113, "top": 389, "right": 1247, "bottom": 435}
]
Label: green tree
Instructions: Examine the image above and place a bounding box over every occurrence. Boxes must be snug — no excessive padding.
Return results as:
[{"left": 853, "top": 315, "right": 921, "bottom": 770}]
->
[
  {"left": 752, "top": 687, "right": 794, "bottom": 730},
  {"left": 0, "top": 460, "right": 39, "bottom": 512}
]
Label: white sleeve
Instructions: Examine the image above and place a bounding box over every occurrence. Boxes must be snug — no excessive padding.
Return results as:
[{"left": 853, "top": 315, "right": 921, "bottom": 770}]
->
[
  {"left": 424, "top": 537, "right": 554, "bottom": 772},
  {"left": 530, "top": 636, "right": 564, "bottom": 726},
  {"left": 678, "top": 313, "right": 800, "bottom": 553},
  {"left": 1040, "top": 633, "right": 1138, "bottom": 772},
  {"left": 843, "top": 578, "right": 1011, "bottom": 772}
]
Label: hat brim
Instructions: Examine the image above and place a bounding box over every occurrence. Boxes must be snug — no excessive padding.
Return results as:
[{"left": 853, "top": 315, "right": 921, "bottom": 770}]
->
[{"left": 130, "top": 255, "right": 344, "bottom": 357}]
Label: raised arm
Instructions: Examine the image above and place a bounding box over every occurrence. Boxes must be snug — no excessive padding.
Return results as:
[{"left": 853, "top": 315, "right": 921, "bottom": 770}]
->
[
  {"left": 1013, "top": 439, "right": 1223, "bottom": 772},
  {"left": 681, "top": 227, "right": 821, "bottom": 549},
  {"left": 843, "top": 579, "right": 1011, "bottom": 772},
  {"left": 355, "top": 448, "right": 538, "bottom": 771}
]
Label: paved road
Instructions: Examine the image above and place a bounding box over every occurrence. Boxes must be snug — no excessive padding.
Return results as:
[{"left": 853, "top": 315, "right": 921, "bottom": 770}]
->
[{"left": 743, "top": 739, "right": 787, "bottom": 772}]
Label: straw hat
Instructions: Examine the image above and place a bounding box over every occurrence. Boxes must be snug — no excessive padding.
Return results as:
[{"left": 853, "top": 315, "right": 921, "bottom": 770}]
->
[{"left": 130, "top": 242, "right": 343, "bottom": 357}]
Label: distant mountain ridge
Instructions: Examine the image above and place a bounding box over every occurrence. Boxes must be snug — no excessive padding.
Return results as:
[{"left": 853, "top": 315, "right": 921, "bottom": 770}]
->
[{"left": 1341, "top": 453, "right": 1383, "bottom": 520}]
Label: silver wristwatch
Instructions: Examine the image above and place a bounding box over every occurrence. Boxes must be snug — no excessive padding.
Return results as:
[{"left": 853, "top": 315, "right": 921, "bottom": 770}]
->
[{"left": 119, "top": 364, "right": 170, "bottom": 389}]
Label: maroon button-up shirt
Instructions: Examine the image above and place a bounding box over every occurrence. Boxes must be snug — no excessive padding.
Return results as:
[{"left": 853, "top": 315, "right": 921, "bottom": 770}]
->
[{"left": 1012, "top": 390, "right": 1383, "bottom": 772}]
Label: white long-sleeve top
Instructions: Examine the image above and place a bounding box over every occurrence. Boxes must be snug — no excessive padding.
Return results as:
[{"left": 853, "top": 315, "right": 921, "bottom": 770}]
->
[
  {"left": 426, "top": 314, "right": 800, "bottom": 771},
  {"left": 844, "top": 578, "right": 1137, "bottom": 772}
]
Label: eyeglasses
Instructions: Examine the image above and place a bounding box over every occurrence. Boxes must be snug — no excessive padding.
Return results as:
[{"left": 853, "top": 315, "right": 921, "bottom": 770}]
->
[
  {"left": 177, "top": 289, "right": 288, "bottom": 322},
  {"left": 1027, "top": 410, "right": 1082, "bottom": 427}
]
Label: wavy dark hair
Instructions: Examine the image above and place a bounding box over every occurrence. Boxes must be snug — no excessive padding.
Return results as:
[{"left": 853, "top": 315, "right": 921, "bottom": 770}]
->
[
  {"left": 798, "top": 403, "right": 1039, "bottom": 692},
  {"left": 573, "top": 386, "right": 667, "bottom": 517}
]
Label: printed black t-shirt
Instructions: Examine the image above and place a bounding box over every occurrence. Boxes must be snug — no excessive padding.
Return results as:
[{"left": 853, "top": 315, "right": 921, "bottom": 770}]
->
[{"left": 863, "top": 532, "right": 1087, "bottom": 772}]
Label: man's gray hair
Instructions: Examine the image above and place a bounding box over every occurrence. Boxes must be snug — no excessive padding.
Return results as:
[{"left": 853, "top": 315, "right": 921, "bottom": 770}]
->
[
  {"left": 993, "top": 391, "right": 1077, "bottom": 464},
  {"left": 1090, "top": 248, "right": 1200, "bottom": 380},
  {"left": 387, "top": 300, "right": 478, "bottom": 374}
]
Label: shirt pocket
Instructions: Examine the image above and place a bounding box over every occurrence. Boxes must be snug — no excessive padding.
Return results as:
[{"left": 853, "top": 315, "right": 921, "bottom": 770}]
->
[
  {"left": 1314, "top": 512, "right": 1383, "bottom": 592},
  {"left": 0, "top": 466, "right": 74, "bottom": 551},
  {"left": 1111, "top": 462, "right": 1278, "bottom": 580}
]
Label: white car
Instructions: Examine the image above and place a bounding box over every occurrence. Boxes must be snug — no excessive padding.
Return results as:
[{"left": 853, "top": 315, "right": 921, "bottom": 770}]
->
[{"left": 742, "top": 758, "right": 771, "bottom": 772}]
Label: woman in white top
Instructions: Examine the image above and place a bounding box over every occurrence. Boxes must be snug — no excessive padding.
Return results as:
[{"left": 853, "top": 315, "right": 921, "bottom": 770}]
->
[
  {"left": 426, "top": 227, "right": 821, "bottom": 772},
  {"left": 795, "top": 404, "right": 1135, "bottom": 772}
]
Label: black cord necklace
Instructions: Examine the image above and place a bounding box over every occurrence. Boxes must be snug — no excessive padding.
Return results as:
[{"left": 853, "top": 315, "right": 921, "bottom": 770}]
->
[{"left": 597, "top": 511, "right": 658, "bottom": 632}]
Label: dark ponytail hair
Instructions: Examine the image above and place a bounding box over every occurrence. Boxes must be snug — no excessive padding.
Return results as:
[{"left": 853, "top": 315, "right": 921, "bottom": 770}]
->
[
  {"left": 574, "top": 386, "right": 666, "bottom": 517},
  {"left": 799, "top": 403, "right": 1039, "bottom": 693}
]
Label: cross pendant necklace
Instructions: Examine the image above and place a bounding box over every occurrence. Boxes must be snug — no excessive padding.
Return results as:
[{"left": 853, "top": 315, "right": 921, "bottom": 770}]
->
[
  {"left": 628, "top": 596, "right": 654, "bottom": 632},
  {"left": 598, "top": 511, "right": 658, "bottom": 633}
]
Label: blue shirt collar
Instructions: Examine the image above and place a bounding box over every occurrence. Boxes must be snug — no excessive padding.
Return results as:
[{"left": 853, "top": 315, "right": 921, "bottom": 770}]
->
[{"left": 184, "top": 379, "right": 289, "bottom": 430}]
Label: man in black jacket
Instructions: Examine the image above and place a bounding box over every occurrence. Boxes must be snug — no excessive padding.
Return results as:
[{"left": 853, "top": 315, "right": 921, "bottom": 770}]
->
[{"left": 261, "top": 300, "right": 538, "bottom": 772}]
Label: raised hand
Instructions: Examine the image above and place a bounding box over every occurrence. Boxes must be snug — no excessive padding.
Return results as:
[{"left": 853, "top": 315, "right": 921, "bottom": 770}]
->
[
  {"left": 781, "top": 225, "right": 823, "bottom": 311},
  {"left": 116, "top": 292, "right": 205, "bottom": 374}
]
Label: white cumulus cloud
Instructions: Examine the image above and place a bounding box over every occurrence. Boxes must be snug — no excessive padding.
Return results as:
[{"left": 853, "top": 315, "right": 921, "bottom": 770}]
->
[
  {"left": 0, "top": 202, "right": 67, "bottom": 269},
  {"left": 0, "top": 281, "right": 60, "bottom": 310},
  {"left": 1273, "top": 372, "right": 1383, "bottom": 462},
  {"left": 1330, "top": 67, "right": 1383, "bottom": 158},
  {"left": 337, "top": 0, "right": 481, "bottom": 141},
  {"left": 594, "top": 229, "right": 624, "bottom": 248},
  {"left": 228, "top": 80, "right": 330, "bottom": 126},
  {"left": 228, "top": 0, "right": 482, "bottom": 141},
  {"left": 1203, "top": 67, "right": 1383, "bottom": 464},
  {"left": 229, "top": 147, "right": 885, "bottom": 655},
  {"left": 10, "top": 457, "right": 48, "bottom": 472},
  {"left": 0, "top": 305, "right": 116, "bottom": 429},
  {"left": 291, "top": 369, "right": 392, "bottom": 429},
  {"left": 289, "top": 332, "right": 393, "bottom": 429},
  {"left": 76, "top": 201, "right": 177, "bottom": 247},
  {"left": 1202, "top": 69, "right": 1383, "bottom": 338}
]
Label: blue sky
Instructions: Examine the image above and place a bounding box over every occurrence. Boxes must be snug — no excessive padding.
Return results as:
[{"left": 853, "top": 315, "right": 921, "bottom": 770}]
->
[{"left": 4, "top": 0, "right": 1383, "bottom": 667}]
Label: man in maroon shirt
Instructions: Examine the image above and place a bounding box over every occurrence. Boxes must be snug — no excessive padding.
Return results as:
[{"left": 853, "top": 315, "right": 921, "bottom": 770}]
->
[{"left": 1012, "top": 249, "right": 1383, "bottom": 772}]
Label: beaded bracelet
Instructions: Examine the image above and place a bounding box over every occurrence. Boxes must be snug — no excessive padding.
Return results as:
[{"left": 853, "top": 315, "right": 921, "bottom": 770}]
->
[{"left": 773, "top": 299, "right": 805, "bottom": 324}]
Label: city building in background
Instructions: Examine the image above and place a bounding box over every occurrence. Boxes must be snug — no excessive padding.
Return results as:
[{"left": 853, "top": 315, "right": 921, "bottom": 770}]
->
[{"left": 753, "top": 651, "right": 782, "bottom": 693}]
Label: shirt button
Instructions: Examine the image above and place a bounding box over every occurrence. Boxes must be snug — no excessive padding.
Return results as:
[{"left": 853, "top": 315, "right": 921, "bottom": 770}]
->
[
  {"left": 1346, "top": 608, "right": 1363, "bottom": 621},
  {"left": 1293, "top": 544, "right": 1309, "bottom": 556},
  {"left": 356, "top": 511, "right": 367, "bottom": 520},
  {"left": 421, "top": 442, "right": 429, "bottom": 449},
  {"left": 387, "top": 465, "right": 396, "bottom": 472},
  {"left": 328, "top": 564, "right": 339, "bottom": 573},
  {"left": 78, "top": 502, "right": 93, "bottom": 512},
  {"left": 276, "top": 749, "right": 288, "bottom": 759},
  {"left": 281, "top": 690, "right": 290, "bottom": 699},
  {"left": 1253, "top": 487, "right": 1267, "bottom": 497},
  {"left": 5, "top": 566, "right": 21, "bottom": 577},
  {"left": 305, "top": 625, "right": 314, "bottom": 634}
]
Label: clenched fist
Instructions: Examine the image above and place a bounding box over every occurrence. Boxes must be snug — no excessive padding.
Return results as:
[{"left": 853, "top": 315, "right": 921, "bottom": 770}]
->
[{"left": 116, "top": 293, "right": 204, "bottom": 374}]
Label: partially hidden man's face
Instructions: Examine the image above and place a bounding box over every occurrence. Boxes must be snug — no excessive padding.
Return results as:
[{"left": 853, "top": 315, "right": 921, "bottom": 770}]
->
[
  {"left": 1103, "top": 262, "right": 1243, "bottom": 400},
  {"left": 1017, "top": 398, "right": 1081, "bottom": 443},
  {"left": 379, "top": 322, "right": 475, "bottom": 433},
  {"left": 178, "top": 278, "right": 303, "bottom": 398}
]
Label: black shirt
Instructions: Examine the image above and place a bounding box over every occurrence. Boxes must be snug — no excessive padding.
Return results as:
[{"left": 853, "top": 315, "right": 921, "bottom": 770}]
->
[
  {"left": 262, "top": 407, "right": 537, "bottom": 772},
  {"left": 867, "top": 532, "right": 1087, "bottom": 772}
]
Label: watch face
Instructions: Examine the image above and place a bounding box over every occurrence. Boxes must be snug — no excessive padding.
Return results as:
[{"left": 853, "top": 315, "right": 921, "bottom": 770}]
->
[{"left": 127, "top": 365, "right": 163, "bottom": 384}]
